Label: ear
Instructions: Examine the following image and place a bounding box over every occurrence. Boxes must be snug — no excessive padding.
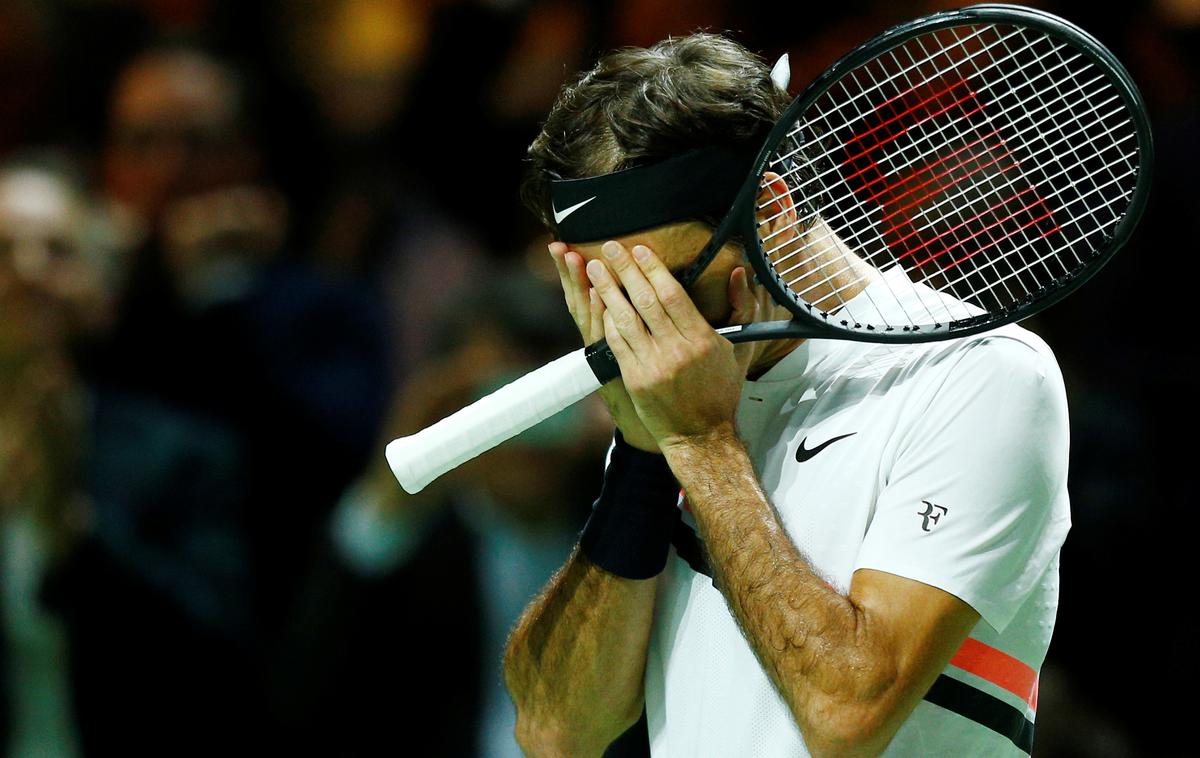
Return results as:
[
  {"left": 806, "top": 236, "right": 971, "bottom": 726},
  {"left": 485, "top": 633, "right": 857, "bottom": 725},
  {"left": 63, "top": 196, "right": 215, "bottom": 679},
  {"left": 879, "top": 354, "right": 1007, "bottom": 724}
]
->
[
  {"left": 726, "top": 265, "right": 758, "bottom": 325},
  {"left": 755, "top": 170, "right": 798, "bottom": 247}
]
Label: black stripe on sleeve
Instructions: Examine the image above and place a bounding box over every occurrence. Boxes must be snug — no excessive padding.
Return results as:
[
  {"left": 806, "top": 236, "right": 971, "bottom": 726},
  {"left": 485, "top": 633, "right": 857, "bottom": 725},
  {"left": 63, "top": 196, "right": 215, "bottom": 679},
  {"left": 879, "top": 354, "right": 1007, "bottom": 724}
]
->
[{"left": 922, "top": 674, "right": 1035, "bottom": 755}]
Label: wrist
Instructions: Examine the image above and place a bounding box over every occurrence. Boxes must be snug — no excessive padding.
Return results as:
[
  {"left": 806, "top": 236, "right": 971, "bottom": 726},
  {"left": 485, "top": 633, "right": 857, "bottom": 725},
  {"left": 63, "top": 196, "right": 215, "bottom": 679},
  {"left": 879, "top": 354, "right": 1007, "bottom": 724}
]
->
[
  {"left": 659, "top": 424, "right": 753, "bottom": 499},
  {"left": 578, "top": 431, "right": 680, "bottom": 579},
  {"left": 658, "top": 421, "right": 741, "bottom": 461},
  {"left": 597, "top": 384, "right": 659, "bottom": 453},
  {"left": 616, "top": 424, "right": 660, "bottom": 453}
]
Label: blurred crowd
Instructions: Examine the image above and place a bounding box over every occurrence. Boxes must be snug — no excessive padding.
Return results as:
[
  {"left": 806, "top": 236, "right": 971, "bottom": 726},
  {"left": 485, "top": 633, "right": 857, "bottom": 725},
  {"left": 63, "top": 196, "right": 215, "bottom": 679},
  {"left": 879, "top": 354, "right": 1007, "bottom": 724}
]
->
[{"left": 0, "top": 0, "right": 1195, "bottom": 756}]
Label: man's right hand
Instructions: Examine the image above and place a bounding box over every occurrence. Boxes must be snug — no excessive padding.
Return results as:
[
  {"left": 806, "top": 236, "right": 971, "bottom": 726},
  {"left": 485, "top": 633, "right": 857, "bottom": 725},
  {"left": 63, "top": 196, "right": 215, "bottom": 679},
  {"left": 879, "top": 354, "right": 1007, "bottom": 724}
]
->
[{"left": 549, "top": 241, "right": 660, "bottom": 453}]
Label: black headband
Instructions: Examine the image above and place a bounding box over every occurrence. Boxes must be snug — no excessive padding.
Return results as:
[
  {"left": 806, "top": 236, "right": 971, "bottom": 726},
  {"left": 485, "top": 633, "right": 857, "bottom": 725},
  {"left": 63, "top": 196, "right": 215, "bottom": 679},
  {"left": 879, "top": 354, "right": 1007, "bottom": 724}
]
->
[{"left": 547, "top": 144, "right": 759, "bottom": 244}]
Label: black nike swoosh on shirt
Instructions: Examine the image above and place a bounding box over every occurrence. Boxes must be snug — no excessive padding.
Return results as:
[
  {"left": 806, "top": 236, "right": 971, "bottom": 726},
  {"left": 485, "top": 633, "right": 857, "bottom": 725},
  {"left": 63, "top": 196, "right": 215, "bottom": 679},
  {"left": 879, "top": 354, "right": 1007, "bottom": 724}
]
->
[{"left": 795, "top": 433, "right": 857, "bottom": 463}]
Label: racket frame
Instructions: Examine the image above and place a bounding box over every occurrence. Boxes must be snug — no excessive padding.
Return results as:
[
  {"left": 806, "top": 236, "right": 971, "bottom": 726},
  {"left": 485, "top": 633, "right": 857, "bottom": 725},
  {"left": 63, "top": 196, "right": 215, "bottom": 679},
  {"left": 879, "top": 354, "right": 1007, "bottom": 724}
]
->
[
  {"left": 585, "top": 3, "right": 1154, "bottom": 386},
  {"left": 734, "top": 3, "right": 1153, "bottom": 343}
]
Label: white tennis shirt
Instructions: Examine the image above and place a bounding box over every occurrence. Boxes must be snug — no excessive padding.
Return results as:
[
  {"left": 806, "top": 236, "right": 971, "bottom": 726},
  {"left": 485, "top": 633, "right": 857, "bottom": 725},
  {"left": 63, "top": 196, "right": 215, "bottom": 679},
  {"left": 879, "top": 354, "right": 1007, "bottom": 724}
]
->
[{"left": 642, "top": 267, "right": 1071, "bottom": 756}]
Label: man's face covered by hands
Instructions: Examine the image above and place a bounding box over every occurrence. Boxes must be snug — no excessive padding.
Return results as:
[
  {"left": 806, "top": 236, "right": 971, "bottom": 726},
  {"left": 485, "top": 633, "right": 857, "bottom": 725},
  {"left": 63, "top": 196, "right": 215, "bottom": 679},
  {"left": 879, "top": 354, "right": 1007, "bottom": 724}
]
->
[{"left": 564, "top": 220, "right": 756, "bottom": 328}]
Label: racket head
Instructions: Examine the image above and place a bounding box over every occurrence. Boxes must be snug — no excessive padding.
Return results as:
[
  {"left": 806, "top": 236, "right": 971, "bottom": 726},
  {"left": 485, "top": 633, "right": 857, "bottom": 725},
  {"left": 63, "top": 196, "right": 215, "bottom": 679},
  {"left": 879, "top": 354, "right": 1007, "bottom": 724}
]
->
[{"left": 736, "top": 3, "right": 1153, "bottom": 343}]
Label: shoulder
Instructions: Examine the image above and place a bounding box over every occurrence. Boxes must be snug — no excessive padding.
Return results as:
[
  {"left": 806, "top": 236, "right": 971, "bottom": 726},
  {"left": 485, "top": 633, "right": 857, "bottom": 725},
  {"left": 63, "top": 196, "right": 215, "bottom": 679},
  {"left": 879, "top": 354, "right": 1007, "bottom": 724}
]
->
[
  {"left": 874, "top": 324, "right": 1070, "bottom": 456},
  {"left": 912, "top": 323, "right": 1065, "bottom": 400}
]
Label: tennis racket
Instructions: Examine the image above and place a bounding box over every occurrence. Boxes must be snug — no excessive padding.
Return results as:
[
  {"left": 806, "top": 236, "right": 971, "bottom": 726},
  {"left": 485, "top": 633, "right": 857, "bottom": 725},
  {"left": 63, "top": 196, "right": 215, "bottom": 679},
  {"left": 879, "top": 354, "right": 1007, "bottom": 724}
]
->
[{"left": 388, "top": 3, "right": 1152, "bottom": 493}]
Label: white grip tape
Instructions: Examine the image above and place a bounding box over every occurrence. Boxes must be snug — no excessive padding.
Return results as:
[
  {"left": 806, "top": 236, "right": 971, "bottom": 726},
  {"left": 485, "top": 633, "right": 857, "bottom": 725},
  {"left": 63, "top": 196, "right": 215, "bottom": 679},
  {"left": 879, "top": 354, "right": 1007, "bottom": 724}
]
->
[{"left": 386, "top": 348, "right": 602, "bottom": 494}]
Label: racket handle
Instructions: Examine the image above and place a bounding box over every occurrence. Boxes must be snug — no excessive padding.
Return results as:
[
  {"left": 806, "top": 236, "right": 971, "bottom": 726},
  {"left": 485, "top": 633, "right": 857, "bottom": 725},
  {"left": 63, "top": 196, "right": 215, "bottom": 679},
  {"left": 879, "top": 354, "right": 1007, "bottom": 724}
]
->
[{"left": 386, "top": 348, "right": 602, "bottom": 494}]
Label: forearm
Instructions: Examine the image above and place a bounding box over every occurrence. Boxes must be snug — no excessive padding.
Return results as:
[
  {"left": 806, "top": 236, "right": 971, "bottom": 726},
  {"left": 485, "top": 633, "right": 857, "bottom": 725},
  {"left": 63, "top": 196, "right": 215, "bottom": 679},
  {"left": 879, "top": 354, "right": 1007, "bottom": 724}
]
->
[
  {"left": 503, "top": 546, "right": 658, "bottom": 757},
  {"left": 663, "top": 429, "right": 907, "bottom": 756}
]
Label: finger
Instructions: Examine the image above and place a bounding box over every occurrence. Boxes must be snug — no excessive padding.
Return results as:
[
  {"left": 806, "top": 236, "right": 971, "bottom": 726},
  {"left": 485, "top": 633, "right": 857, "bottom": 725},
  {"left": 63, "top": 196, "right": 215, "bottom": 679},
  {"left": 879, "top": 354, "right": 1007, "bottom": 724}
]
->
[
  {"left": 602, "top": 307, "right": 641, "bottom": 373},
  {"left": 560, "top": 245, "right": 592, "bottom": 325},
  {"left": 629, "top": 244, "right": 710, "bottom": 340},
  {"left": 600, "top": 240, "right": 677, "bottom": 337},
  {"left": 550, "top": 243, "right": 591, "bottom": 335},
  {"left": 569, "top": 252, "right": 608, "bottom": 342},
  {"left": 588, "top": 287, "right": 605, "bottom": 345},
  {"left": 564, "top": 250, "right": 590, "bottom": 307},
  {"left": 586, "top": 257, "right": 652, "bottom": 353},
  {"left": 547, "top": 243, "right": 577, "bottom": 318}
]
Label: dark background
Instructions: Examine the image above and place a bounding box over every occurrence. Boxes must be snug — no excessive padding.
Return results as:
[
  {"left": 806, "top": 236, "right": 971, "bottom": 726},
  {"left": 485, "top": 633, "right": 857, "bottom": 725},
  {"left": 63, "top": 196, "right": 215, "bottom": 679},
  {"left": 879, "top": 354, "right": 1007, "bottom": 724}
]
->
[{"left": 0, "top": 0, "right": 1193, "bottom": 756}]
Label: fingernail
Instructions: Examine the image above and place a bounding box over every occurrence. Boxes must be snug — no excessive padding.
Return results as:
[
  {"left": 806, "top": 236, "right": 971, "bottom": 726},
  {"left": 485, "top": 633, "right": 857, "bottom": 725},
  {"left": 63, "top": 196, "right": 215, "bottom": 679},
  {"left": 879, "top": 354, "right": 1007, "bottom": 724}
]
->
[
  {"left": 632, "top": 245, "right": 649, "bottom": 261},
  {"left": 602, "top": 241, "right": 620, "bottom": 259},
  {"left": 586, "top": 259, "right": 604, "bottom": 279}
]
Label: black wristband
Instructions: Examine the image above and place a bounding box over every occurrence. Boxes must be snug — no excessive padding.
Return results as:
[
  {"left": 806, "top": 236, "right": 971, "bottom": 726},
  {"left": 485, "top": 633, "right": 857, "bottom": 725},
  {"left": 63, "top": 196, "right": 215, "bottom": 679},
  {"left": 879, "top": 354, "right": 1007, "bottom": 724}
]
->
[{"left": 579, "top": 431, "right": 681, "bottom": 579}]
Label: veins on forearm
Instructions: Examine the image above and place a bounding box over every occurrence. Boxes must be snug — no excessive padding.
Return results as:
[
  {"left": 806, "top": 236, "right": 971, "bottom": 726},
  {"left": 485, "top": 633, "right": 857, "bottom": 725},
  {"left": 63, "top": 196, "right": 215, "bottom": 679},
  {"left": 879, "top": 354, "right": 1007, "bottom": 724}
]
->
[
  {"left": 665, "top": 437, "right": 894, "bottom": 712},
  {"left": 509, "top": 553, "right": 609, "bottom": 700},
  {"left": 505, "top": 551, "right": 653, "bottom": 735}
]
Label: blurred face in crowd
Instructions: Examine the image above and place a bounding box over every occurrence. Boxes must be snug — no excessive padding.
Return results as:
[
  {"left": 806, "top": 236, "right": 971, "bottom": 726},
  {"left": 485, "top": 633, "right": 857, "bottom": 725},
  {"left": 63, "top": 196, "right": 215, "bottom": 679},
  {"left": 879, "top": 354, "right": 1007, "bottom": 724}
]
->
[
  {"left": 103, "top": 50, "right": 257, "bottom": 225},
  {"left": 0, "top": 168, "right": 89, "bottom": 352}
]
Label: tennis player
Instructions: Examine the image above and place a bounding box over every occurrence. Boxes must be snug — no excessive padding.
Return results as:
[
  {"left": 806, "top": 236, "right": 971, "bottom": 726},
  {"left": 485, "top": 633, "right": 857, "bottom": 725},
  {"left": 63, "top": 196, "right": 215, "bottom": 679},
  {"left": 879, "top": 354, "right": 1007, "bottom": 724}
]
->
[{"left": 503, "top": 34, "right": 1069, "bottom": 758}]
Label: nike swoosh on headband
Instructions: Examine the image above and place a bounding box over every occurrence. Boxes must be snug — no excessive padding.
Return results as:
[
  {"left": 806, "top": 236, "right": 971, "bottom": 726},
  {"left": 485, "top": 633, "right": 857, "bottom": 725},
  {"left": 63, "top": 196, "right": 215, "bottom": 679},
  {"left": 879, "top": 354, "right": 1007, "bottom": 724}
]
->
[
  {"left": 552, "top": 196, "right": 596, "bottom": 224},
  {"left": 795, "top": 432, "right": 856, "bottom": 463}
]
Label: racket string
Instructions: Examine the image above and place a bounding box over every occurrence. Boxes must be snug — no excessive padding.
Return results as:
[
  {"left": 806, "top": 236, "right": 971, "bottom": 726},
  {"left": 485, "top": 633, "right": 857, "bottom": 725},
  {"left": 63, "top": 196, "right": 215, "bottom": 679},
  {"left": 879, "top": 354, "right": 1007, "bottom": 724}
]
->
[
  {"left": 1039, "top": 38, "right": 1137, "bottom": 220},
  {"left": 782, "top": 132, "right": 1137, "bottom": 316},
  {"left": 779, "top": 110, "right": 1135, "bottom": 314},
  {"left": 945, "top": 24, "right": 1076, "bottom": 291},
  {"left": 869, "top": 33, "right": 1010, "bottom": 322},
  {"left": 932, "top": 162, "right": 1138, "bottom": 301},
  {"left": 995, "top": 29, "right": 1109, "bottom": 252},
  {"left": 757, "top": 39, "right": 1097, "bottom": 242},
  {"left": 768, "top": 83, "right": 1123, "bottom": 303},
  {"left": 905, "top": 26, "right": 1046, "bottom": 312},
  {"left": 759, "top": 26, "right": 1046, "bottom": 211},
  {"left": 778, "top": 25, "right": 1019, "bottom": 170},
  {"left": 754, "top": 21, "right": 1140, "bottom": 329}
]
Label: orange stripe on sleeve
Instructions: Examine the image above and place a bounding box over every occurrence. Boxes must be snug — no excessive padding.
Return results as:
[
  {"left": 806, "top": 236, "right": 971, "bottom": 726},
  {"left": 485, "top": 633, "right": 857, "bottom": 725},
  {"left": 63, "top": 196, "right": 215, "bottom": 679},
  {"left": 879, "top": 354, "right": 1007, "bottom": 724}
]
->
[{"left": 949, "top": 638, "right": 1038, "bottom": 710}]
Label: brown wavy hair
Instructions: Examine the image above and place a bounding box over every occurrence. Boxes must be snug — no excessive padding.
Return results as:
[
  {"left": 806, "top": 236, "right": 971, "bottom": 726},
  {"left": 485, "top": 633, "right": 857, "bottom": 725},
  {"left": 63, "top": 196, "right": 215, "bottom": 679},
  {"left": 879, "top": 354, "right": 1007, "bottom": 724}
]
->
[{"left": 521, "top": 33, "right": 790, "bottom": 231}]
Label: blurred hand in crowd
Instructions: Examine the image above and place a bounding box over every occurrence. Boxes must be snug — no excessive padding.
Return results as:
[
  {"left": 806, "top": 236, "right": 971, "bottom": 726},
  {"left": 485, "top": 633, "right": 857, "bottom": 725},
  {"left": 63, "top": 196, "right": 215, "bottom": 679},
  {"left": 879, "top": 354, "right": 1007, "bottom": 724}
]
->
[
  {"left": 363, "top": 293, "right": 610, "bottom": 529},
  {"left": 363, "top": 325, "right": 512, "bottom": 520}
]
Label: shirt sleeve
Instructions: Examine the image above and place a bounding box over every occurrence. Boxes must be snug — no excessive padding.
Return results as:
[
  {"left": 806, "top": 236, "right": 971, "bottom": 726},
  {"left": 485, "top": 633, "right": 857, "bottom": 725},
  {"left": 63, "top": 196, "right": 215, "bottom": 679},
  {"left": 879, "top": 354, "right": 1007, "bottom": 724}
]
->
[{"left": 853, "top": 333, "right": 1072, "bottom": 633}]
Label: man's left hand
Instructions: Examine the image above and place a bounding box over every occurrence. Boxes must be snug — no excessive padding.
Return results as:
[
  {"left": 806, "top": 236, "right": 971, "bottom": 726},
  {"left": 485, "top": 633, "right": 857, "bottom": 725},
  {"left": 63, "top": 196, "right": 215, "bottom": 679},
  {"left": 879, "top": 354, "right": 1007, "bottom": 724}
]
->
[{"left": 585, "top": 240, "right": 755, "bottom": 451}]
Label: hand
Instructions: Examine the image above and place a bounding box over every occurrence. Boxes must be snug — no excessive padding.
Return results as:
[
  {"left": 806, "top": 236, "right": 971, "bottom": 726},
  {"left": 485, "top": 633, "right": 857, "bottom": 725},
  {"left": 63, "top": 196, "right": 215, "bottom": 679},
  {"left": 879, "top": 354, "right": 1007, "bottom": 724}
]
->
[
  {"left": 585, "top": 241, "right": 757, "bottom": 452},
  {"left": 549, "top": 241, "right": 660, "bottom": 453},
  {"left": 366, "top": 337, "right": 508, "bottom": 516}
]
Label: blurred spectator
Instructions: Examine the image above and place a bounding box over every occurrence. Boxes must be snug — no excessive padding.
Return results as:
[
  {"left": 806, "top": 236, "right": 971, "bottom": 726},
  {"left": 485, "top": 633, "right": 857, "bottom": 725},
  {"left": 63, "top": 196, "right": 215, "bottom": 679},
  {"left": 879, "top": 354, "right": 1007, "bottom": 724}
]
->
[
  {"left": 272, "top": 0, "right": 510, "bottom": 396},
  {"left": 272, "top": 269, "right": 611, "bottom": 757},
  {"left": 275, "top": 0, "right": 434, "bottom": 278},
  {"left": 101, "top": 47, "right": 260, "bottom": 252},
  {"left": 0, "top": 155, "right": 109, "bottom": 758},
  {"left": 0, "top": 157, "right": 120, "bottom": 341},
  {"left": 42, "top": 44, "right": 390, "bottom": 756}
]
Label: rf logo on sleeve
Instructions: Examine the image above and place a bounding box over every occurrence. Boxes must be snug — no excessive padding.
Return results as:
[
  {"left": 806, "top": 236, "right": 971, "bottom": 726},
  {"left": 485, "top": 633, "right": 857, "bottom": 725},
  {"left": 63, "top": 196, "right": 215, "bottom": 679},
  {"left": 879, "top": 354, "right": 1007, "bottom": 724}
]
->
[{"left": 918, "top": 501, "right": 949, "bottom": 532}]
